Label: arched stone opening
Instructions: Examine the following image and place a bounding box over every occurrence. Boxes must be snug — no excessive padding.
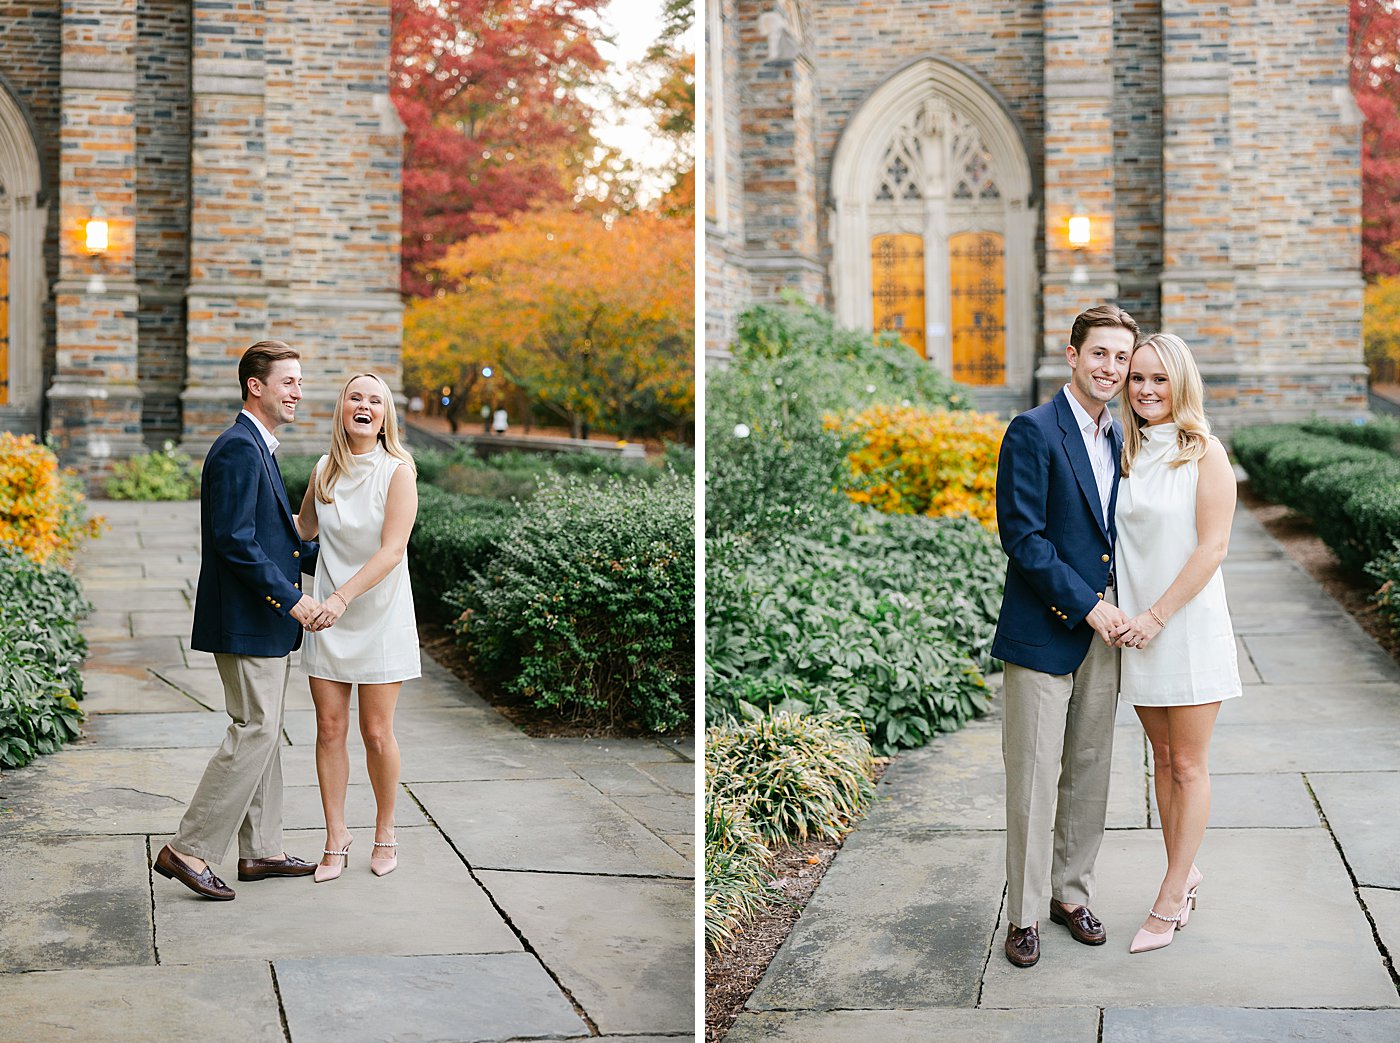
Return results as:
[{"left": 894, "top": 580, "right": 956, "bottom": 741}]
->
[{"left": 0, "top": 80, "right": 47, "bottom": 435}]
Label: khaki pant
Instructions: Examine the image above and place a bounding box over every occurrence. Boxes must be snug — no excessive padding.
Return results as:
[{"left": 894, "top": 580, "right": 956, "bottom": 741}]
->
[
  {"left": 171, "top": 653, "right": 291, "bottom": 864},
  {"left": 1002, "top": 607, "right": 1120, "bottom": 928}
]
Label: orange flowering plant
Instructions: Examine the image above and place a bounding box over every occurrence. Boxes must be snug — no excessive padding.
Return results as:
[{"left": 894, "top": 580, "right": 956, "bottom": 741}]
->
[
  {"left": 0, "top": 433, "right": 105, "bottom": 565},
  {"left": 827, "top": 404, "right": 1006, "bottom": 529}
]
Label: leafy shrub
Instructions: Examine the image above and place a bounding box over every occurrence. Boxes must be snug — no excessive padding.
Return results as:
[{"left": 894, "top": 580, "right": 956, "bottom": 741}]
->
[
  {"left": 706, "top": 709, "right": 875, "bottom": 846},
  {"left": 455, "top": 472, "right": 694, "bottom": 732},
  {"left": 706, "top": 510, "right": 1002, "bottom": 754},
  {"left": 105, "top": 441, "right": 201, "bottom": 500},
  {"left": 0, "top": 546, "right": 89, "bottom": 768},
  {"left": 1231, "top": 427, "right": 1388, "bottom": 507},
  {"left": 0, "top": 433, "right": 103, "bottom": 565},
  {"left": 831, "top": 404, "right": 1006, "bottom": 527},
  {"left": 1368, "top": 539, "right": 1400, "bottom": 641},
  {"left": 278, "top": 454, "right": 319, "bottom": 509},
  {"left": 1297, "top": 459, "right": 1400, "bottom": 569},
  {"left": 704, "top": 786, "right": 775, "bottom": 953},
  {"left": 1341, "top": 479, "right": 1400, "bottom": 574},
  {"left": 1300, "top": 416, "right": 1400, "bottom": 456},
  {"left": 409, "top": 484, "right": 517, "bottom": 621}
]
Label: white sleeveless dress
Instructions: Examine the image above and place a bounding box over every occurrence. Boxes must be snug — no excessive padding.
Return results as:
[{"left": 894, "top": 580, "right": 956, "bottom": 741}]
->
[
  {"left": 300, "top": 445, "right": 421, "bottom": 684},
  {"left": 1115, "top": 422, "right": 1241, "bottom": 706}
]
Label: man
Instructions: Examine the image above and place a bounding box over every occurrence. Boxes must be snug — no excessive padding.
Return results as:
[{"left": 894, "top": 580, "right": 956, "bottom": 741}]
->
[
  {"left": 155, "top": 341, "right": 322, "bottom": 899},
  {"left": 992, "top": 304, "right": 1139, "bottom": 966}
]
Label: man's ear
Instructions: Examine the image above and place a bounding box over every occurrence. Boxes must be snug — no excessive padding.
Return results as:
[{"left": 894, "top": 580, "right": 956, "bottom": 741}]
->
[{"left": 1065, "top": 344, "right": 1078, "bottom": 368}]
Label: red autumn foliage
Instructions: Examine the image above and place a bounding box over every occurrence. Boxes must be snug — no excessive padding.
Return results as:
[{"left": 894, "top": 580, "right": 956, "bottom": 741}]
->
[
  {"left": 390, "top": 0, "right": 608, "bottom": 296},
  {"left": 1352, "top": 0, "right": 1400, "bottom": 279}
]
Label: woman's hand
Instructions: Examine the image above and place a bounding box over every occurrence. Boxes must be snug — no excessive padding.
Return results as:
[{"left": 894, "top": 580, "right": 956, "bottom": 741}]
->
[
  {"left": 308, "top": 591, "right": 347, "bottom": 632},
  {"left": 1112, "top": 611, "right": 1163, "bottom": 650}
]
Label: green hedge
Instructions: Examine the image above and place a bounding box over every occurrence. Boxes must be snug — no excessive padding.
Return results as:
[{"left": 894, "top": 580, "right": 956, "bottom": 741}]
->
[
  {"left": 409, "top": 484, "right": 517, "bottom": 622},
  {"left": 454, "top": 471, "right": 694, "bottom": 732},
  {"left": 706, "top": 509, "right": 1002, "bottom": 755},
  {"left": 0, "top": 546, "right": 89, "bottom": 769}
]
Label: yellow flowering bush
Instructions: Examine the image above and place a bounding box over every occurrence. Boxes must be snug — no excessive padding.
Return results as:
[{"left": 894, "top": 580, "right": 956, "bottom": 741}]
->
[
  {"left": 0, "top": 433, "right": 104, "bottom": 564},
  {"left": 828, "top": 404, "right": 1006, "bottom": 528}
]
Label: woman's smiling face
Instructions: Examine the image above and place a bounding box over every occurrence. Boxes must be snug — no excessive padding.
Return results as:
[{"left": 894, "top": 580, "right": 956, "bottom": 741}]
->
[
  {"left": 1128, "top": 345, "right": 1173, "bottom": 425},
  {"left": 342, "top": 375, "right": 386, "bottom": 440}
]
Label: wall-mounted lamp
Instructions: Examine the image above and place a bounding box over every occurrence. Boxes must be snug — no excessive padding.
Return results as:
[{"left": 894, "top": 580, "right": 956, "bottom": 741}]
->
[
  {"left": 85, "top": 206, "right": 109, "bottom": 254},
  {"left": 1067, "top": 212, "right": 1091, "bottom": 248}
]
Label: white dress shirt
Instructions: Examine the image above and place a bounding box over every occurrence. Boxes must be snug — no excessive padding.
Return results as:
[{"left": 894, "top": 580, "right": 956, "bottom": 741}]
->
[
  {"left": 240, "top": 409, "right": 280, "bottom": 455},
  {"left": 1062, "top": 384, "right": 1114, "bottom": 527}
]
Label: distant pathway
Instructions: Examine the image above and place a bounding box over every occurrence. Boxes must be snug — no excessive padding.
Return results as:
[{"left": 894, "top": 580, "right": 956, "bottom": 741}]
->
[
  {"left": 0, "top": 499, "right": 695, "bottom": 1043},
  {"left": 727, "top": 496, "right": 1400, "bottom": 1042}
]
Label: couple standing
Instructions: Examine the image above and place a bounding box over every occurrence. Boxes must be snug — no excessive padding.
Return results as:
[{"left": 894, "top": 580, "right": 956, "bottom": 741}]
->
[
  {"left": 154, "top": 341, "right": 421, "bottom": 900},
  {"left": 994, "top": 304, "right": 1242, "bottom": 965}
]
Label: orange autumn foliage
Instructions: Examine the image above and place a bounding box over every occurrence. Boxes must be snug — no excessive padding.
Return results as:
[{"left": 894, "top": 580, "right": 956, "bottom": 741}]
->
[
  {"left": 405, "top": 207, "right": 694, "bottom": 438},
  {"left": 0, "top": 433, "right": 105, "bottom": 564},
  {"left": 828, "top": 404, "right": 1006, "bottom": 529}
]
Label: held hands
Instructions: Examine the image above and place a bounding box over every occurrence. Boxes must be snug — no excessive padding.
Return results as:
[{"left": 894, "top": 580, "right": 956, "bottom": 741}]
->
[
  {"left": 1111, "top": 611, "right": 1164, "bottom": 650},
  {"left": 1084, "top": 601, "right": 1129, "bottom": 645},
  {"left": 306, "top": 590, "right": 347, "bottom": 632}
]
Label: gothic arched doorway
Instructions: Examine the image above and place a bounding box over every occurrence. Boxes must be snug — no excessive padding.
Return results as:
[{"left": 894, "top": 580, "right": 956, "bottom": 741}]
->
[
  {"left": 0, "top": 80, "right": 46, "bottom": 436},
  {"left": 830, "top": 58, "right": 1036, "bottom": 409}
]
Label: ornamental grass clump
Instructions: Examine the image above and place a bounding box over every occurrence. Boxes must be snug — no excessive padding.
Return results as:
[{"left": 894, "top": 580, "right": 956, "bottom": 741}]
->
[
  {"left": 828, "top": 403, "right": 1006, "bottom": 527},
  {"left": 704, "top": 785, "right": 775, "bottom": 953},
  {"left": 706, "top": 710, "right": 876, "bottom": 846}
]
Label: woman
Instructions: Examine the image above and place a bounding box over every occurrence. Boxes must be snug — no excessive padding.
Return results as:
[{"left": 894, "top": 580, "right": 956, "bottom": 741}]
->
[
  {"left": 1111, "top": 332, "right": 1241, "bottom": 954},
  {"left": 296, "top": 373, "right": 420, "bottom": 882}
]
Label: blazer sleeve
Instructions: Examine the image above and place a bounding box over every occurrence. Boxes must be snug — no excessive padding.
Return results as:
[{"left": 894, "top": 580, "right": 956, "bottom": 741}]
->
[
  {"left": 995, "top": 414, "right": 1101, "bottom": 626},
  {"left": 207, "top": 437, "right": 304, "bottom": 616}
]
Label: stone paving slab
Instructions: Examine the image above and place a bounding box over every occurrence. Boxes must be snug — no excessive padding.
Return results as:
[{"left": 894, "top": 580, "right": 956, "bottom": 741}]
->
[
  {"left": 282, "top": 705, "right": 514, "bottom": 747},
  {"left": 549, "top": 736, "right": 689, "bottom": 765},
  {"left": 85, "top": 636, "right": 190, "bottom": 669},
  {"left": 1242, "top": 627, "right": 1400, "bottom": 684},
  {"left": 567, "top": 759, "right": 673, "bottom": 796},
  {"left": 0, "top": 747, "right": 212, "bottom": 835},
  {"left": 276, "top": 952, "right": 586, "bottom": 1043},
  {"left": 477, "top": 870, "right": 693, "bottom": 1036},
  {"left": 1148, "top": 772, "right": 1319, "bottom": 829},
  {"left": 980, "top": 828, "right": 1397, "bottom": 1009},
  {"left": 661, "top": 832, "right": 694, "bottom": 861},
  {"left": 1101, "top": 1007, "right": 1400, "bottom": 1042},
  {"left": 746, "top": 829, "right": 1005, "bottom": 1011},
  {"left": 82, "top": 710, "right": 275, "bottom": 750},
  {"left": 861, "top": 721, "right": 1147, "bottom": 833},
  {"left": 83, "top": 610, "right": 131, "bottom": 641},
  {"left": 148, "top": 665, "right": 225, "bottom": 708},
  {"left": 634, "top": 760, "right": 699, "bottom": 794},
  {"left": 609, "top": 792, "right": 693, "bottom": 836},
  {"left": 0, "top": 835, "right": 152, "bottom": 972},
  {"left": 1310, "top": 772, "right": 1400, "bottom": 888},
  {"left": 727, "top": 1008, "right": 1100, "bottom": 1043},
  {"left": 130, "top": 610, "right": 199, "bottom": 637},
  {"left": 80, "top": 669, "right": 211, "bottom": 714},
  {"left": 154, "top": 826, "right": 519, "bottom": 963},
  {"left": 1210, "top": 719, "right": 1400, "bottom": 774},
  {"left": 1234, "top": 636, "right": 1262, "bottom": 683},
  {"left": 0, "top": 961, "right": 284, "bottom": 1043},
  {"left": 411, "top": 778, "right": 692, "bottom": 877}
]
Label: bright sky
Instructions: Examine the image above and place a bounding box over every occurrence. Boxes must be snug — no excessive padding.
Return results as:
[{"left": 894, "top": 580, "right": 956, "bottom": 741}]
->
[{"left": 588, "top": 0, "right": 697, "bottom": 203}]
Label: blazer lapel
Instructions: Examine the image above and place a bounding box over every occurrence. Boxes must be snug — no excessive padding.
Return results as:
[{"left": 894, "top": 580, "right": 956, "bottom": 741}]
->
[
  {"left": 1055, "top": 391, "right": 1111, "bottom": 539},
  {"left": 1106, "top": 416, "right": 1124, "bottom": 532}
]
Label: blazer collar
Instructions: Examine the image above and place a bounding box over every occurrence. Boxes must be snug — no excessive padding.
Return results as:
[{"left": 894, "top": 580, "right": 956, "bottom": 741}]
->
[
  {"left": 1055, "top": 389, "right": 1118, "bottom": 538},
  {"left": 236, "top": 414, "right": 296, "bottom": 530}
]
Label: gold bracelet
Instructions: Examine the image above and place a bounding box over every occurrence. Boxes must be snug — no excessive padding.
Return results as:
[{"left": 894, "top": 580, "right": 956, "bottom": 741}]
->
[
  {"left": 1148, "top": 605, "right": 1166, "bottom": 629},
  {"left": 328, "top": 591, "right": 348, "bottom": 610}
]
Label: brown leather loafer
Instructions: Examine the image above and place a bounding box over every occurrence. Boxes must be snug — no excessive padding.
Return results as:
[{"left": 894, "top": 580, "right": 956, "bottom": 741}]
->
[
  {"left": 1049, "top": 899, "right": 1107, "bottom": 945},
  {"left": 1005, "top": 923, "right": 1040, "bottom": 967},
  {"left": 154, "top": 845, "right": 235, "bottom": 900},
  {"left": 237, "top": 854, "right": 317, "bottom": 881}
]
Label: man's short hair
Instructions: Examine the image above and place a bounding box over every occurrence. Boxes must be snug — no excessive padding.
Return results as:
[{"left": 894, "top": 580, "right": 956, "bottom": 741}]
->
[
  {"left": 1069, "top": 304, "right": 1141, "bottom": 349},
  {"left": 238, "top": 340, "right": 300, "bottom": 401}
]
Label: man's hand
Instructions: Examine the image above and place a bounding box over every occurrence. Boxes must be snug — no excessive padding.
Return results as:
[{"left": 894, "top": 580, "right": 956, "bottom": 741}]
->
[
  {"left": 1084, "top": 601, "right": 1128, "bottom": 645},
  {"left": 289, "top": 595, "right": 321, "bottom": 627}
]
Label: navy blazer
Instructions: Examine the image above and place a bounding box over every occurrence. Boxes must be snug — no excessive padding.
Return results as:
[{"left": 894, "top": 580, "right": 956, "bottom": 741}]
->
[
  {"left": 191, "top": 414, "right": 319, "bottom": 657},
  {"left": 991, "top": 389, "right": 1121, "bottom": 676}
]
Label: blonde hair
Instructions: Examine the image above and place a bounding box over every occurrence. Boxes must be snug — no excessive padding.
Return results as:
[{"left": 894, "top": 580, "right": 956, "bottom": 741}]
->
[
  {"left": 1121, "top": 332, "right": 1212, "bottom": 477},
  {"left": 315, "top": 373, "right": 416, "bottom": 504}
]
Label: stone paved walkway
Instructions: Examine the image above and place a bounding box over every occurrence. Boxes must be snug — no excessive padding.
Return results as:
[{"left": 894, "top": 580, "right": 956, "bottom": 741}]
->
[
  {"left": 0, "top": 501, "right": 695, "bottom": 1043},
  {"left": 727, "top": 499, "right": 1400, "bottom": 1042}
]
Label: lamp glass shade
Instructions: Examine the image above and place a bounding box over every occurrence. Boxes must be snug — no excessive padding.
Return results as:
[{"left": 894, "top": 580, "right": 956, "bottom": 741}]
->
[
  {"left": 85, "top": 218, "right": 109, "bottom": 253},
  {"left": 1067, "top": 215, "right": 1091, "bottom": 247}
]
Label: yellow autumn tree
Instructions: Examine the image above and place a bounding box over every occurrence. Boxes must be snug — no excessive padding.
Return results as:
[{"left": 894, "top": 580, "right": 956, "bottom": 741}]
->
[{"left": 403, "top": 208, "right": 694, "bottom": 440}]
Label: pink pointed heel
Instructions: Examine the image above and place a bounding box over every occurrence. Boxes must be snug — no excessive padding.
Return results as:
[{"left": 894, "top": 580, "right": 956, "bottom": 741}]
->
[
  {"left": 1186, "top": 864, "right": 1203, "bottom": 911},
  {"left": 1129, "top": 897, "right": 1191, "bottom": 954},
  {"left": 314, "top": 838, "right": 352, "bottom": 883},
  {"left": 370, "top": 839, "right": 398, "bottom": 877}
]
